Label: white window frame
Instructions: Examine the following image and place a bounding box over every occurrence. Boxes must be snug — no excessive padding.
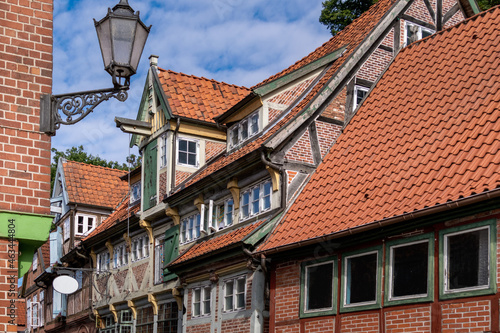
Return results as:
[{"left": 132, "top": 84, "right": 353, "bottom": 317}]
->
[
  {"left": 303, "top": 260, "right": 335, "bottom": 313},
  {"left": 27, "top": 298, "right": 31, "bottom": 331},
  {"left": 39, "top": 290, "right": 44, "bottom": 326},
  {"left": 192, "top": 285, "right": 211, "bottom": 317},
  {"left": 131, "top": 235, "right": 150, "bottom": 262},
  {"left": 181, "top": 213, "right": 202, "bottom": 244},
  {"left": 177, "top": 137, "right": 199, "bottom": 167},
  {"left": 353, "top": 85, "right": 369, "bottom": 110},
  {"left": 32, "top": 252, "right": 38, "bottom": 271},
  {"left": 75, "top": 213, "right": 96, "bottom": 236},
  {"left": 113, "top": 243, "right": 128, "bottom": 268},
  {"left": 240, "top": 180, "right": 272, "bottom": 220},
  {"left": 154, "top": 236, "right": 165, "bottom": 285},
  {"left": 32, "top": 294, "right": 39, "bottom": 328},
  {"left": 97, "top": 251, "right": 111, "bottom": 273},
  {"left": 160, "top": 133, "right": 168, "bottom": 168},
  {"left": 229, "top": 110, "right": 260, "bottom": 149},
  {"left": 215, "top": 198, "right": 234, "bottom": 230},
  {"left": 63, "top": 218, "right": 70, "bottom": 241},
  {"left": 404, "top": 21, "right": 434, "bottom": 46},
  {"left": 223, "top": 276, "right": 246, "bottom": 312},
  {"left": 130, "top": 181, "right": 141, "bottom": 204},
  {"left": 343, "top": 250, "right": 379, "bottom": 308},
  {"left": 120, "top": 310, "right": 133, "bottom": 333},
  {"left": 101, "top": 315, "right": 115, "bottom": 333}
]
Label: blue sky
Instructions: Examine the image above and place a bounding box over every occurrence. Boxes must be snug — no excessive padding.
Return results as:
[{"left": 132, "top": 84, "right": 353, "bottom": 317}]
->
[{"left": 51, "top": 0, "right": 331, "bottom": 163}]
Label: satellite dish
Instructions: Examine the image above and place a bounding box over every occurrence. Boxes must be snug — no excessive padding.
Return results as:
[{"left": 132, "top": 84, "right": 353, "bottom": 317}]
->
[{"left": 53, "top": 275, "right": 79, "bottom": 295}]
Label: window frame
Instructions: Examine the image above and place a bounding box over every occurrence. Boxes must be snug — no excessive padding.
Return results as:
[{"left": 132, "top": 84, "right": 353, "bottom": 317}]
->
[
  {"left": 340, "top": 246, "right": 382, "bottom": 312},
  {"left": 192, "top": 285, "right": 212, "bottom": 318},
  {"left": 130, "top": 181, "right": 141, "bottom": 204},
  {"left": 228, "top": 110, "right": 260, "bottom": 149},
  {"left": 101, "top": 315, "right": 115, "bottom": 333},
  {"left": 404, "top": 21, "right": 434, "bottom": 46},
  {"left": 240, "top": 180, "right": 272, "bottom": 221},
  {"left": 353, "top": 85, "right": 369, "bottom": 110},
  {"left": 119, "top": 310, "right": 133, "bottom": 333},
  {"left": 136, "top": 305, "right": 154, "bottom": 333},
  {"left": 74, "top": 213, "right": 96, "bottom": 236},
  {"left": 177, "top": 137, "right": 199, "bottom": 167},
  {"left": 131, "top": 235, "right": 150, "bottom": 262},
  {"left": 154, "top": 236, "right": 165, "bottom": 285},
  {"left": 32, "top": 252, "right": 38, "bottom": 271},
  {"left": 223, "top": 276, "right": 247, "bottom": 313},
  {"left": 215, "top": 198, "right": 234, "bottom": 230},
  {"left": 157, "top": 301, "right": 179, "bottom": 333},
  {"left": 39, "top": 290, "right": 44, "bottom": 327},
  {"left": 97, "top": 251, "right": 111, "bottom": 273},
  {"left": 384, "top": 233, "right": 434, "bottom": 306},
  {"left": 439, "top": 219, "right": 496, "bottom": 300},
  {"left": 180, "top": 213, "right": 202, "bottom": 244},
  {"left": 300, "top": 257, "right": 337, "bottom": 318},
  {"left": 63, "top": 218, "right": 70, "bottom": 241},
  {"left": 113, "top": 243, "right": 128, "bottom": 269},
  {"left": 160, "top": 133, "right": 168, "bottom": 168}
]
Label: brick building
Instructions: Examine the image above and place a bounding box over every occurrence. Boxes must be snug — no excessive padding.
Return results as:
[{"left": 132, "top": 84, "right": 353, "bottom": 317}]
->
[
  {"left": 258, "top": 5, "right": 500, "bottom": 333},
  {"left": 0, "top": 0, "right": 54, "bottom": 331}
]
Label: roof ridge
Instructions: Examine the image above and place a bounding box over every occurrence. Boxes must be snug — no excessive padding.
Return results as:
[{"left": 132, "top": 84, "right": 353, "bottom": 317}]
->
[{"left": 158, "top": 66, "right": 250, "bottom": 90}]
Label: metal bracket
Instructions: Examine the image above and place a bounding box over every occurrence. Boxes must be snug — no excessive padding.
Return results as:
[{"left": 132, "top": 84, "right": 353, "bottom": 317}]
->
[{"left": 40, "top": 86, "right": 129, "bottom": 136}]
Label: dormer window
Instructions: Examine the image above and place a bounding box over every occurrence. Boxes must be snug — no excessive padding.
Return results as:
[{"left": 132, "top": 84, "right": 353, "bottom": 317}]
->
[
  {"left": 405, "top": 22, "right": 434, "bottom": 46},
  {"left": 229, "top": 111, "right": 260, "bottom": 149},
  {"left": 177, "top": 138, "right": 199, "bottom": 167},
  {"left": 353, "top": 85, "right": 369, "bottom": 111},
  {"left": 131, "top": 181, "right": 141, "bottom": 204},
  {"left": 75, "top": 214, "right": 96, "bottom": 236},
  {"left": 181, "top": 213, "right": 202, "bottom": 244}
]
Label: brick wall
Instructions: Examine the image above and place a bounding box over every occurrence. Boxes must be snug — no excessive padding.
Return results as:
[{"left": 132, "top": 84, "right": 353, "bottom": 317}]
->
[
  {"left": 221, "top": 317, "right": 251, "bottom": 333},
  {"left": 304, "top": 317, "right": 335, "bottom": 332},
  {"left": 405, "top": 0, "right": 435, "bottom": 25},
  {"left": 385, "top": 306, "right": 431, "bottom": 332},
  {"left": 316, "top": 121, "right": 342, "bottom": 158},
  {"left": 356, "top": 47, "right": 393, "bottom": 83},
  {"left": 322, "top": 87, "right": 346, "bottom": 121},
  {"left": 0, "top": 0, "right": 53, "bottom": 216},
  {"left": 284, "top": 129, "right": 314, "bottom": 165},
  {"left": 341, "top": 313, "right": 380, "bottom": 332},
  {"left": 159, "top": 171, "right": 167, "bottom": 200},
  {"left": 268, "top": 76, "right": 317, "bottom": 108},
  {"left": 441, "top": 300, "right": 491, "bottom": 333},
  {"left": 0, "top": 238, "right": 18, "bottom": 332}
]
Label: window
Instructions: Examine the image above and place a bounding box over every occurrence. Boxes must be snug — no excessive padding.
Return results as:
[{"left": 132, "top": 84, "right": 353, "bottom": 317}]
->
[
  {"left": 120, "top": 310, "right": 133, "bottom": 333},
  {"left": 341, "top": 247, "right": 382, "bottom": 311},
  {"left": 158, "top": 302, "right": 178, "bottom": 333},
  {"left": 301, "top": 259, "right": 336, "bottom": 317},
  {"left": 131, "top": 181, "right": 141, "bottom": 204},
  {"left": 97, "top": 251, "right": 110, "bottom": 273},
  {"left": 192, "top": 286, "right": 211, "bottom": 317},
  {"left": 113, "top": 244, "right": 129, "bottom": 268},
  {"left": 27, "top": 298, "right": 31, "bottom": 331},
  {"left": 177, "top": 138, "right": 198, "bottom": 167},
  {"left": 353, "top": 85, "right": 369, "bottom": 110},
  {"left": 181, "top": 213, "right": 202, "bottom": 244},
  {"left": 32, "top": 252, "right": 38, "bottom": 271},
  {"left": 101, "top": 315, "right": 115, "bottom": 333},
  {"left": 155, "top": 236, "right": 165, "bottom": 285},
  {"left": 160, "top": 134, "right": 168, "bottom": 168},
  {"left": 224, "top": 276, "right": 246, "bottom": 312},
  {"left": 75, "top": 214, "right": 96, "bottom": 236},
  {"left": 132, "top": 235, "right": 150, "bottom": 262},
  {"left": 215, "top": 199, "right": 234, "bottom": 230},
  {"left": 32, "top": 294, "right": 39, "bottom": 328},
  {"left": 63, "top": 218, "right": 70, "bottom": 240},
  {"left": 136, "top": 306, "right": 154, "bottom": 333},
  {"left": 240, "top": 180, "right": 272, "bottom": 220},
  {"left": 440, "top": 221, "right": 496, "bottom": 299},
  {"left": 39, "top": 291, "right": 44, "bottom": 326},
  {"left": 229, "top": 111, "right": 260, "bottom": 149},
  {"left": 163, "top": 226, "right": 180, "bottom": 282},
  {"left": 405, "top": 22, "right": 434, "bottom": 45},
  {"left": 385, "top": 234, "right": 433, "bottom": 305}
]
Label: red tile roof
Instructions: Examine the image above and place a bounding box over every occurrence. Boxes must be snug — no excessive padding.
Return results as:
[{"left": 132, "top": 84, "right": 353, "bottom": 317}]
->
[
  {"left": 158, "top": 69, "right": 251, "bottom": 123},
  {"left": 17, "top": 298, "right": 26, "bottom": 327},
  {"left": 173, "top": 0, "right": 396, "bottom": 192},
  {"left": 169, "top": 221, "right": 263, "bottom": 266},
  {"left": 63, "top": 160, "right": 128, "bottom": 209},
  {"left": 259, "top": 7, "right": 500, "bottom": 252}
]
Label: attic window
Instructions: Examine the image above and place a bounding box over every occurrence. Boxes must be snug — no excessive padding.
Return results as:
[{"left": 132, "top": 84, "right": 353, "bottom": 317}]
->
[
  {"left": 177, "top": 137, "right": 199, "bottom": 167},
  {"left": 405, "top": 22, "right": 434, "bottom": 46},
  {"left": 75, "top": 214, "right": 96, "bottom": 236},
  {"left": 353, "top": 85, "right": 369, "bottom": 111},
  {"left": 229, "top": 110, "right": 260, "bottom": 149}
]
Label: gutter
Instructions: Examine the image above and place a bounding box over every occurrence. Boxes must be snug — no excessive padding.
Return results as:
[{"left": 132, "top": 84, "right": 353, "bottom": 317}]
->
[{"left": 259, "top": 187, "right": 500, "bottom": 255}]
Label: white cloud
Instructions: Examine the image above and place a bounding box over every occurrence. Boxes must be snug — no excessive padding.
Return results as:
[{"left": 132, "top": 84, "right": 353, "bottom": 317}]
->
[{"left": 51, "top": 0, "right": 331, "bottom": 164}]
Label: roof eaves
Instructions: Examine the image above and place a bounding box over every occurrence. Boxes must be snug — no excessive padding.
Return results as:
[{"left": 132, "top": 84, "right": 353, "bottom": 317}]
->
[{"left": 214, "top": 91, "right": 258, "bottom": 124}]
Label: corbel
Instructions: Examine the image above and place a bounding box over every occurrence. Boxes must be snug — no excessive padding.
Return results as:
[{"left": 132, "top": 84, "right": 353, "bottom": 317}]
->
[
  {"left": 265, "top": 166, "right": 280, "bottom": 192},
  {"left": 172, "top": 287, "right": 183, "bottom": 311},
  {"left": 105, "top": 240, "right": 114, "bottom": 260},
  {"left": 165, "top": 207, "right": 180, "bottom": 225},
  {"left": 127, "top": 300, "right": 137, "bottom": 320},
  {"left": 94, "top": 309, "right": 104, "bottom": 329},
  {"left": 90, "top": 248, "right": 97, "bottom": 269},
  {"left": 123, "top": 233, "right": 132, "bottom": 251},
  {"left": 109, "top": 304, "right": 118, "bottom": 323},
  {"left": 139, "top": 220, "right": 154, "bottom": 245},
  {"left": 194, "top": 194, "right": 204, "bottom": 213},
  {"left": 227, "top": 178, "right": 240, "bottom": 209},
  {"left": 148, "top": 293, "right": 159, "bottom": 315}
]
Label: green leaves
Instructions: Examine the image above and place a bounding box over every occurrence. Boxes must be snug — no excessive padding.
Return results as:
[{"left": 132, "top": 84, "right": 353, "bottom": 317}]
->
[{"left": 319, "top": 0, "right": 376, "bottom": 35}]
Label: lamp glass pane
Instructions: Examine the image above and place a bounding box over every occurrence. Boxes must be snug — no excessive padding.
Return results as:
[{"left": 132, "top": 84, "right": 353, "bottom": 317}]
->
[
  {"left": 95, "top": 18, "right": 112, "bottom": 68},
  {"left": 110, "top": 17, "right": 135, "bottom": 70},
  {"left": 130, "top": 21, "right": 149, "bottom": 72}
]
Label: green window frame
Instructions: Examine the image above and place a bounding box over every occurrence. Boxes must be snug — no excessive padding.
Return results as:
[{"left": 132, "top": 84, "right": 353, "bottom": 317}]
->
[
  {"left": 384, "top": 233, "right": 434, "bottom": 306},
  {"left": 439, "top": 219, "right": 497, "bottom": 300},
  {"left": 299, "top": 257, "right": 337, "bottom": 318},
  {"left": 340, "top": 246, "right": 382, "bottom": 313}
]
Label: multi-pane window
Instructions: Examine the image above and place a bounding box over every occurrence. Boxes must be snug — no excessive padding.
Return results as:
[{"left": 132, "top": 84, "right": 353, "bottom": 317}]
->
[
  {"left": 303, "top": 261, "right": 335, "bottom": 315},
  {"left": 32, "top": 294, "right": 39, "bottom": 328},
  {"left": 63, "top": 218, "right": 70, "bottom": 240},
  {"left": 26, "top": 298, "right": 31, "bottom": 331},
  {"left": 39, "top": 291, "right": 44, "bottom": 327},
  {"left": 343, "top": 249, "right": 380, "bottom": 309},
  {"left": 32, "top": 252, "right": 38, "bottom": 271},
  {"left": 113, "top": 244, "right": 129, "bottom": 268},
  {"left": 192, "top": 286, "right": 211, "bottom": 317},
  {"left": 405, "top": 22, "right": 434, "bottom": 45},
  {"left": 132, "top": 235, "right": 150, "bottom": 262},
  {"left": 97, "top": 251, "right": 110, "bottom": 273},
  {"left": 75, "top": 214, "right": 96, "bottom": 236},
  {"left": 229, "top": 111, "right": 260, "bottom": 148},
  {"left": 155, "top": 236, "right": 165, "bottom": 285},
  {"left": 136, "top": 306, "right": 154, "bottom": 333},
  {"left": 224, "top": 276, "right": 246, "bottom": 312},
  {"left": 160, "top": 134, "right": 168, "bottom": 168},
  {"left": 177, "top": 138, "right": 198, "bottom": 167},
  {"left": 158, "top": 302, "right": 178, "bottom": 333},
  {"left": 120, "top": 310, "right": 133, "bottom": 333},
  {"left": 387, "top": 238, "right": 431, "bottom": 303},
  {"left": 215, "top": 199, "right": 234, "bottom": 230},
  {"left": 353, "top": 85, "right": 369, "bottom": 111},
  {"left": 131, "top": 181, "right": 141, "bottom": 204},
  {"left": 101, "top": 315, "right": 115, "bottom": 333},
  {"left": 181, "top": 213, "right": 202, "bottom": 244},
  {"left": 240, "top": 180, "right": 272, "bottom": 220}
]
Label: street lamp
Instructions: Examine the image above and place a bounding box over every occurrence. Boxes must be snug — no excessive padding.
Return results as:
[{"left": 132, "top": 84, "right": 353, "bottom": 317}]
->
[{"left": 40, "top": 0, "right": 151, "bottom": 136}]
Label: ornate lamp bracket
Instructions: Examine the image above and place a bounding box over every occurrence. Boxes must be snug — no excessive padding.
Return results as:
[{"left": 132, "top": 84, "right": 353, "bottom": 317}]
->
[{"left": 40, "top": 86, "right": 129, "bottom": 136}]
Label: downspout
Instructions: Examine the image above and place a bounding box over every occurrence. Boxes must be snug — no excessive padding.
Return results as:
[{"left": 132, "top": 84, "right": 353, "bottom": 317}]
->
[
  {"left": 170, "top": 118, "right": 181, "bottom": 193},
  {"left": 242, "top": 246, "right": 266, "bottom": 333}
]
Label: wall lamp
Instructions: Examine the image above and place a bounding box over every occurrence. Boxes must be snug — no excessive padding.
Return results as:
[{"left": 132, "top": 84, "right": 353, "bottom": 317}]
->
[{"left": 40, "top": 0, "right": 151, "bottom": 136}]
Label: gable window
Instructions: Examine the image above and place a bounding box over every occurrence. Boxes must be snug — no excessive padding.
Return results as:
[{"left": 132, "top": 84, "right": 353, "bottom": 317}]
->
[
  {"left": 405, "top": 22, "right": 434, "bottom": 45},
  {"left": 131, "top": 235, "right": 150, "bottom": 262},
  {"left": 75, "top": 214, "right": 96, "bottom": 236},
  {"left": 192, "top": 285, "right": 211, "bottom": 317},
  {"left": 160, "top": 134, "right": 168, "bottom": 168},
  {"left": 215, "top": 199, "right": 234, "bottom": 230},
  {"left": 224, "top": 276, "right": 246, "bottom": 312},
  {"left": 301, "top": 259, "right": 336, "bottom": 317},
  {"left": 136, "top": 306, "right": 154, "bottom": 333},
  {"left": 102, "top": 315, "right": 115, "bottom": 333},
  {"left": 63, "top": 218, "right": 70, "bottom": 241},
  {"left": 154, "top": 236, "right": 165, "bottom": 285},
  {"left": 177, "top": 138, "right": 198, "bottom": 167},
  {"left": 120, "top": 310, "right": 133, "bottom": 333},
  {"left": 158, "top": 302, "right": 178, "bottom": 333},
  {"left": 385, "top": 234, "right": 433, "bottom": 305},
  {"left": 32, "top": 252, "right": 38, "bottom": 271},
  {"left": 229, "top": 111, "right": 260, "bottom": 149},
  {"left": 341, "top": 247, "right": 382, "bottom": 311},
  {"left": 113, "top": 244, "right": 128, "bottom": 268},
  {"left": 353, "top": 85, "right": 369, "bottom": 111},
  {"left": 130, "top": 181, "right": 141, "bottom": 204},
  {"left": 440, "top": 220, "right": 496, "bottom": 299},
  {"left": 97, "top": 251, "right": 110, "bottom": 273},
  {"left": 240, "top": 180, "right": 272, "bottom": 220},
  {"left": 181, "top": 213, "right": 202, "bottom": 244}
]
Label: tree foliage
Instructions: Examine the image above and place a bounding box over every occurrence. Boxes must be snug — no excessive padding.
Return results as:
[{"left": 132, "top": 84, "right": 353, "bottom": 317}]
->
[
  {"left": 50, "top": 145, "right": 141, "bottom": 189},
  {"left": 477, "top": 0, "right": 500, "bottom": 10},
  {"left": 319, "top": 0, "right": 375, "bottom": 35}
]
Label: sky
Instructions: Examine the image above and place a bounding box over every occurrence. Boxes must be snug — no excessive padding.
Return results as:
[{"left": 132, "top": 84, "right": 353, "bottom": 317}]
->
[{"left": 51, "top": 0, "right": 332, "bottom": 164}]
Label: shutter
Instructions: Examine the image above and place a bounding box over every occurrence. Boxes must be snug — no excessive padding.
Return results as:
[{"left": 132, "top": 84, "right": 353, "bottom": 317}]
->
[
  {"left": 52, "top": 290, "right": 67, "bottom": 318},
  {"left": 163, "top": 225, "right": 179, "bottom": 282},
  {"left": 50, "top": 227, "right": 63, "bottom": 265},
  {"left": 143, "top": 139, "right": 158, "bottom": 211}
]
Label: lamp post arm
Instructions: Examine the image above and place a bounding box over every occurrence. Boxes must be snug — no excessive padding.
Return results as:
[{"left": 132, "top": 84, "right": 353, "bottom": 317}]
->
[{"left": 40, "top": 86, "right": 129, "bottom": 136}]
